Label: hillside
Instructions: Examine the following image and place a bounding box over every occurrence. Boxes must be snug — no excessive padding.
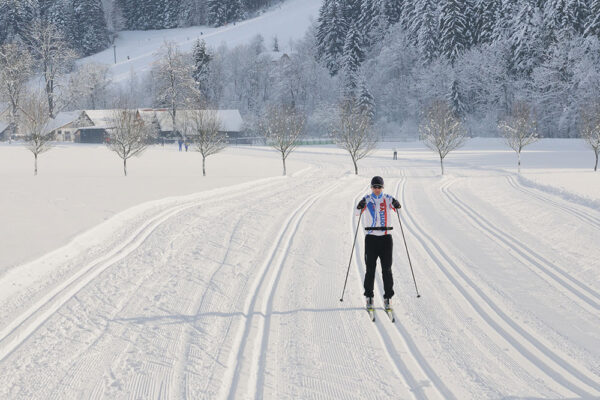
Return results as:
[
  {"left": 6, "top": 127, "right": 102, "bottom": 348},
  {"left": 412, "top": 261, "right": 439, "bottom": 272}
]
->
[{"left": 80, "top": 0, "right": 322, "bottom": 82}]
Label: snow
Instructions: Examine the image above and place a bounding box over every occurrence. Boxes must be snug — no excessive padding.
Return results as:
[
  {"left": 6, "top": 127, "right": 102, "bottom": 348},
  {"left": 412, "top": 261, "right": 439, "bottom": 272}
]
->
[
  {"left": 80, "top": 0, "right": 323, "bottom": 82},
  {"left": 0, "top": 138, "right": 599, "bottom": 399},
  {"left": 45, "top": 111, "right": 81, "bottom": 132},
  {"left": 155, "top": 109, "right": 244, "bottom": 133}
]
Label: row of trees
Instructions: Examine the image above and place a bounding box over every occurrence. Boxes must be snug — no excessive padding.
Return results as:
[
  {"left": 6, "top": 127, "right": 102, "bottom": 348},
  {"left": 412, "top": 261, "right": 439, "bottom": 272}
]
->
[
  {"left": 315, "top": 0, "right": 600, "bottom": 139},
  {"left": 0, "top": 0, "right": 109, "bottom": 56}
]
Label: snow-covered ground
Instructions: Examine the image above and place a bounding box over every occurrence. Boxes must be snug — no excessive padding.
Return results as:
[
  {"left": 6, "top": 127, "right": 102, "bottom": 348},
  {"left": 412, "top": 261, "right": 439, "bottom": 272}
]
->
[
  {"left": 82, "top": 0, "right": 322, "bottom": 82},
  {"left": 1, "top": 139, "right": 599, "bottom": 399}
]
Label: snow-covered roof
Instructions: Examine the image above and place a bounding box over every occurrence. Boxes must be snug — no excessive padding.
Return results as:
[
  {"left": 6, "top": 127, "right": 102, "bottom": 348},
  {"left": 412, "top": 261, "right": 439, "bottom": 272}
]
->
[
  {"left": 155, "top": 109, "right": 243, "bottom": 133},
  {"left": 83, "top": 109, "right": 121, "bottom": 128},
  {"left": 46, "top": 111, "right": 82, "bottom": 132},
  {"left": 0, "top": 121, "right": 9, "bottom": 134}
]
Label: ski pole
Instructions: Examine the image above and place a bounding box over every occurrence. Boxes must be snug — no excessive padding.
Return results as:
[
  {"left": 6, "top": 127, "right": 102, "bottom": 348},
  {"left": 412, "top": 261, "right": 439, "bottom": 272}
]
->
[
  {"left": 396, "top": 210, "right": 421, "bottom": 298},
  {"left": 340, "top": 209, "right": 363, "bottom": 302}
]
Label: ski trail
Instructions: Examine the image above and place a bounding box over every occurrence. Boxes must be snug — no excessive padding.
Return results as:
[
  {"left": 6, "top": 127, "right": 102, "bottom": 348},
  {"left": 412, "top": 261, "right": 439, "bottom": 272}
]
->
[
  {"left": 218, "top": 180, "right": 344, "bottom": 400},
  {"left": 442, "top": 179, "right": 600, "bottom": 314},
  {"left": 505, "top": 175, "right": 600, "bottom": 231},
  {"left": 252, "top": 180, "right": 348, "bottom": 399},
  {"left": 169, "top": 214, "right": 245, "bottom": 399},
  {"left": 350, "top": 189, "right": 444, "bottom": 400},
  {"left": 0, "top": 200, "right": 206, "bottom": 363},
  {"left": 397, "top": 176, "right": 600, "bottom": 398}
]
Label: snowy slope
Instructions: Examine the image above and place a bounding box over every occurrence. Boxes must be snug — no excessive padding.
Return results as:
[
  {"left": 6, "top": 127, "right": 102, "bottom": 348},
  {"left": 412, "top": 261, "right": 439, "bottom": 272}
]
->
[
  {"left": 81, "top": 0, "right": 322, "bottom": 82},
  {"left": 1, "top": 140, "right": 599, "bottom": 399}
]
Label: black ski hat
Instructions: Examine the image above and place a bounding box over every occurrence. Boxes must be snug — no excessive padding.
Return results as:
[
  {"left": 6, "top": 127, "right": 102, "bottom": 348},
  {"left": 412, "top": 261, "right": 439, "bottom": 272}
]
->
[{"left": 371, "top": 176, "right": 384, "bottom": 187}]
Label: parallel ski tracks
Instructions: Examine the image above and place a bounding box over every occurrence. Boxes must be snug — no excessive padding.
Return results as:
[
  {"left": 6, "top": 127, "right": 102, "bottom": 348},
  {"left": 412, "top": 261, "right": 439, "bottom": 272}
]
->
[
  {"left": 443, "top": 178, "right": 600, "bottom": 314},
  {"left": 219, "top": 179, "right": 345, "bottom": 400},
  {"left": 398, "top": 173, "right": 600, "bottom": 398},
  {"left": 0, "top": 178, "right": 290, "bottom": 365},
  {"left": 350, "top": 189, "right": 453, "bottom": 400},
  {"left": 505, "top": 175, "right": 600, "bottom": 231}
]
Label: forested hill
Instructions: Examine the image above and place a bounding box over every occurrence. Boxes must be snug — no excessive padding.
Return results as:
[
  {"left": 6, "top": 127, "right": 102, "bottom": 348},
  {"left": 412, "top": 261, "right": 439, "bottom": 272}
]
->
[
  {"left": 315, "top": 0, "right": 600, "bottom": 138},
  {"left": 0, "top": 0, "right": 284, "bottom": 56}
]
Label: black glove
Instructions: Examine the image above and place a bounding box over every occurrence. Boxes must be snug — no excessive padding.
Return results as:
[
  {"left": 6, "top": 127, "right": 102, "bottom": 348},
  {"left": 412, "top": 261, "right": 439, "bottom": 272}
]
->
[
  {"left": 392, "top": 198, "right": 401, "bottom": 209},
  {"left": 357, "top": 198, "right": 366, "bottom": 210}
]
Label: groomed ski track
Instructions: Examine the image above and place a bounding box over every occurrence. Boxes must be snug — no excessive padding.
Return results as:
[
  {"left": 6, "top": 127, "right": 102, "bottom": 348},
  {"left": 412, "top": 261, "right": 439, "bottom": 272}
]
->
[{"left": 1, "top": 152, "right": 599, "bottom": 399}]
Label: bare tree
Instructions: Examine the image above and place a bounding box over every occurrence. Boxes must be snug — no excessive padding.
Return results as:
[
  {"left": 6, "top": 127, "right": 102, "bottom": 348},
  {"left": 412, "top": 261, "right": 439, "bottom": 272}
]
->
[
  {"left": 420, "top": 99, "right": 467, "bottom": 175},
  {"left": 498, "top": 101, "right": 539, "bottom": 173},
  {"left": 0, "top": 43, "right": 33, "bottom": 140},
  {"left": 153, "top": 41, "right": 197, "bottom": 135},
  {"left": 65, "top": 63, "right": 112, "bottom": 110},
  {"left": 26, "top": 21, "right": 77, "bottom": 118},
  {"left": 183, "top": 109, "right": 227, "bottom": 176},
  {"left": 258, "top": 105, "right": 305, "bottom": 176},
  {"left": 19, "top": 90, "right": 53, "bottom": 175},
  {"left": 107, "top": 109, "right": 154, "bottom": 176},
  {"left": 580, "top": 102, "right": 600, "bottom": 172},
  {"left": 331, "top": 101, "right": 377, "bottom": 175}
]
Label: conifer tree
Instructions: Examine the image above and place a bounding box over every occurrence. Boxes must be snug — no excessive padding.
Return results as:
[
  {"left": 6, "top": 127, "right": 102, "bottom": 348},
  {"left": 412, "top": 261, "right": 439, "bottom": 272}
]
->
[
  {"left": 342, "top": 23, "right": 364, "bottom": 92},
  {"left": 438, "top": 0, "right": 469, "bottom": 63},
  {"left": 585, "top": 0, "right": 600, "bottom": 37},
  {"left": 192, "top": 39, "right": 211, "bottom": 102}
]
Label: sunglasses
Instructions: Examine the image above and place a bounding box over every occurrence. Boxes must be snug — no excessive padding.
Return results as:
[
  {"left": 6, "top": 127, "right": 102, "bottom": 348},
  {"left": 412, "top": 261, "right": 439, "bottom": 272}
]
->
[{"left": 371, "top": 185, "right": 383, "bottom": 189}]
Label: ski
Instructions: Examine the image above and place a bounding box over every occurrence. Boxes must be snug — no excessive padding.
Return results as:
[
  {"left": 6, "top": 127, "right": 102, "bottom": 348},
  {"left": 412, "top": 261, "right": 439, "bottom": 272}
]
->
[
  {"left": 384, "top": 307, "right": 395, "bottom": 323},
  {"left": 366, "top": 306, "right": 376, "bottom": 322}
]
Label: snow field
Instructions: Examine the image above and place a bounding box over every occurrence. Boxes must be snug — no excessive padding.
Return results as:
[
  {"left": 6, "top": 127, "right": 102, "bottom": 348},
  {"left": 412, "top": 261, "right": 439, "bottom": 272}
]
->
[{"left": 0, "top": 140, "right": 599, "bottom": 399}]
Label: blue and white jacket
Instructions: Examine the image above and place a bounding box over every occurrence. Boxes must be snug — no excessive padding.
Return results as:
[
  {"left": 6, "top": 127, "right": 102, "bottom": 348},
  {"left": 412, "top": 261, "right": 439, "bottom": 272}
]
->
[{"left": 356, "top": 193, "right": 398, "bottom": 236}]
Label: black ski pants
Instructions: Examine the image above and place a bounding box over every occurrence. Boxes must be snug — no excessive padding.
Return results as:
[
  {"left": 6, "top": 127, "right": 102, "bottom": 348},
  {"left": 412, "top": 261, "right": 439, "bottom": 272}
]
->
[{"left": 363, "top": 234, "right": 394, "bottom": 299}]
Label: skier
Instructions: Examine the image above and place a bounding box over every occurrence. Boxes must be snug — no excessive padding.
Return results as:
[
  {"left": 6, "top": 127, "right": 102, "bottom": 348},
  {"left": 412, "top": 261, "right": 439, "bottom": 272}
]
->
[
  {"left": 356, "top": 176, "right": 401, "bottom": 312},
  {"left": 393, "top": 149, "right": 398, "bottom": 160}
]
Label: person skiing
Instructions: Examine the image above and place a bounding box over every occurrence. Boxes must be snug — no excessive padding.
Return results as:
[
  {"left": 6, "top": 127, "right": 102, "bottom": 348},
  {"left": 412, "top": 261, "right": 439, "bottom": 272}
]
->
[{"left": 356, "top": 176, "right": 401, "bottom": 312}]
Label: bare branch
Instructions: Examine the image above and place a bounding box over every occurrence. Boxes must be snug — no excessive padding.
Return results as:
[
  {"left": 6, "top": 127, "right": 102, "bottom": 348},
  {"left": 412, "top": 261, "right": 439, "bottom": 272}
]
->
[
  {"left": 258, "top": 105, "right": 305, "bottom": 175},
  {"left": 580, "top": 101, "right": 600, "bottom": 172},
  {"left": 107, "top": 109, "right": 155, "bottom": 176},
  {"left": 330, "top": 100, "right": 377, "bottom": 175},
  {"left": 182, "top": 110, "right": 228, "bottom": 176},
  {"left": 419, "top": 99, "right": 467, "bottom": 175},
  {"left": 498, "top": 101, "right": 538, "bottom": 173},
  {"left": 19, "top": 90, "right": 54, "bottom": 175}
]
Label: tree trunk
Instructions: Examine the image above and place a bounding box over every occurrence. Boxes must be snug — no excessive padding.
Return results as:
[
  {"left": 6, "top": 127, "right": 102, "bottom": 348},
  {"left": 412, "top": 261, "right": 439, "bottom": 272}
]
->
[
  {"left": 124, "top": 158, "right": 127, "bottom": 176},
  {"left": 517, "top": 151, "right": 521, "bottom": 174},
  {"left": 440, "top": 156, "right": 444, "bottom": 175},
  {"left": 282, "top": 156, "right": 287, "bottom": 176},
  {"left": 34, "top": 153, "right": 38, "bottom": 176},
  {"left": 595, "top": 151, "right": 598, "bottom": 172},
  {"left": 203, "top": 156, "right": 206, "bottom": 176}
]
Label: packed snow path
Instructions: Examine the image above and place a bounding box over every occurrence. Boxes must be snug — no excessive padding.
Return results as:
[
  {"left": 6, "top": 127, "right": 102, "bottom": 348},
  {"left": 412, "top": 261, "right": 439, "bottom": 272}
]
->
[{"left": 1, "top": 151, "right": 599, "bottom": 399}]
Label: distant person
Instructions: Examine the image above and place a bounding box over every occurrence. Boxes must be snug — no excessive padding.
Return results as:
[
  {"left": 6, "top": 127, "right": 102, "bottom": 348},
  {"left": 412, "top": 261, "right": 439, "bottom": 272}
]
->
[
  {"left": 178, "top": 139, "right": 183, "bottom": 152},
  {"left": 184, "top": 141, "right": 189, "bottom": 152},
  {"left": 393, "top": 149, "right": 398, "bottom": 160}
]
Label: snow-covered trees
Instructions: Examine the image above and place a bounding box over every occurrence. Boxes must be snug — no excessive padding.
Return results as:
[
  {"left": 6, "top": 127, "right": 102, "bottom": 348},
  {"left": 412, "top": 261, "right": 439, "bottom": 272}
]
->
[
  {"left": 579, "top": 102, "right": 600, "bottom": 171},
  {"left": 330, "top": 100, "right": 377, "bottom": 175},
  {"left": 419, "top": 99, "right": 466, "bottom": 175},
  {"left": 258, "top": 105, "right": 305, "bottom": 176},
  {"left": 107, "top": 108, "right": 154, "bottom": 176},
  {"left": 19, "top": 89, "right": 53, "bottom": 176},
  {"left": 26, "top": 21, "right": 77, "bottom": 118},
  {"left": 183, "top": 110, "right": 227, "bottom": 176},
  {"left": 316, "top": 0, "right": 348, "bottom": 75},
  {"left": 438, "top": 0, "right": 469, "bottom": 63},
  {"left": 207, "top": 0, "right": 245, "bottom": 26},
  {"left": 153, "top": 41, "right": 197, "bottom": 135},
  {"left": 66, "top": 63, "right": 112, "bottom": 110},
  {"left": 498, "top": 101, "right": 539, "bottom": 173},
  {"left": 192, "top": 39, "right": 212, "bottom": 103},
  {"left": 0, "top": 43, "right": 33, "bottom": 140}
]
